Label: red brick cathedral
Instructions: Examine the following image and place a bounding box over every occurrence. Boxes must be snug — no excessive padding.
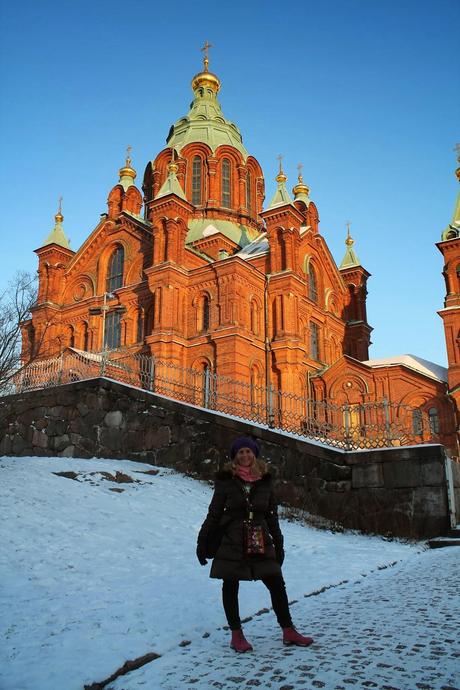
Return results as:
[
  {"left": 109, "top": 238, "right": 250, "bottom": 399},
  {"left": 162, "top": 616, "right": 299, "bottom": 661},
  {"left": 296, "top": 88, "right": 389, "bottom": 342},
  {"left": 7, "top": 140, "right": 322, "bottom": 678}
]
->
[{"left": 22, "top": 55, "right": 460, "bottom": 455}]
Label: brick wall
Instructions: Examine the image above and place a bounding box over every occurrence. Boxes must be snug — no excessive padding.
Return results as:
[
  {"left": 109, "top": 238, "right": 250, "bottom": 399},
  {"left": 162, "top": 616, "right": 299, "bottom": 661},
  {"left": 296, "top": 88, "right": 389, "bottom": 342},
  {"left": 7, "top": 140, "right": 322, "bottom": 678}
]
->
[{"left": 0, "top": 378, "right": 455, "bottom": 538}]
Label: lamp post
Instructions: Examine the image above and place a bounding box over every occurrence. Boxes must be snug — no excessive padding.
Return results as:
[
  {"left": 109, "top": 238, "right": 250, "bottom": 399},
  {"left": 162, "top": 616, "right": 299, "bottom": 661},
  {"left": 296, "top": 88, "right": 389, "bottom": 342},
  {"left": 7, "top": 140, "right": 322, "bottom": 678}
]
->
[
  {"left": 89, "top": 292, "right": 116, "bottom": 352},
  {"left": 101, "top": 291, "right": 115, "bottom": 351}
]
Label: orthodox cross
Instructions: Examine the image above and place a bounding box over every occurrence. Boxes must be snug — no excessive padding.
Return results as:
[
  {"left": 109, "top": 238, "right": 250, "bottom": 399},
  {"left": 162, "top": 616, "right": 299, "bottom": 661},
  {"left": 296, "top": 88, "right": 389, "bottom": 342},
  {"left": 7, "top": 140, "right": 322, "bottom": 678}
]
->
[
  {"left": 297, "top": 162, "right": 304, "bottom": 179},
  {"left": 201, "top": 41, "right": 212, "bottom": 70},
  {"left": 126, "top": 145, "right": 132, "bottom": 165},
  {"left": 454, "top": 143, "right": 460, "bottom": 160},
  {"left": 277, "top": 153, "right": 284, "bottom": 173},
  {"left": 58, "top": 196, "right": 63, "bottom": 214},
  {"left": 346, "top": 220, "right": 352, "bottom": 238}
]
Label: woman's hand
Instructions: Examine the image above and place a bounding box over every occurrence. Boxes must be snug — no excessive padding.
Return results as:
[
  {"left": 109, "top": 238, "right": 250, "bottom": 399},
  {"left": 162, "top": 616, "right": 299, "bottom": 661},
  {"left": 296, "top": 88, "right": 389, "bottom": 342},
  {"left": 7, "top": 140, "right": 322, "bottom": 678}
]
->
[{"left": 196, "top": 545, "right": 208, "bottom": 566}]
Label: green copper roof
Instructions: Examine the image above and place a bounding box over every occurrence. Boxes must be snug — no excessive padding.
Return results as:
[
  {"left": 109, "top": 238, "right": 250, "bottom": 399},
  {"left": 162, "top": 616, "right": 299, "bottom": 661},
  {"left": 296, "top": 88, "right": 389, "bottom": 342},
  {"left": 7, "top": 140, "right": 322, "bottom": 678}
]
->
[
  {"left": 42, "top": 214, "right": 71, "bottom": 249},
  {"left": 186, "top": 218, "right": 259, "bottom": 247},
  {"left": 166, "top": 81, "right": 249, "bottom": 160},
  {"left": 441, "top": 187, "right": 460, "bottom": 240},
  {"left": 339, "top": 235, "right": 360, "bottom": 269},
  {"left": 156, "top": 163, "right": 187, "bottom": 201},
  {"left": 267, "top": 175, "right": 294, "bottom": 210}
]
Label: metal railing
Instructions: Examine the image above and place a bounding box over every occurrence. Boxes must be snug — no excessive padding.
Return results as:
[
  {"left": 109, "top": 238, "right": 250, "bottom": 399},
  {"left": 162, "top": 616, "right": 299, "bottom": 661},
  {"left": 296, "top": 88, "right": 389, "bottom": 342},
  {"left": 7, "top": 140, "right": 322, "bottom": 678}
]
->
[{"left": 9, "top": 348, "right": 439, "bottom": 451}]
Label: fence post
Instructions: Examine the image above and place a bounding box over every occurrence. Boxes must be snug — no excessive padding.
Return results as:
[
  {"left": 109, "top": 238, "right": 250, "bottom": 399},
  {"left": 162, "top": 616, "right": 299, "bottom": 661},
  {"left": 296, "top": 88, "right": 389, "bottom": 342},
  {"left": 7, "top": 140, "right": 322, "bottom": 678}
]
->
[
  {"left": 100, "top": 350, "right": 107, "bottom": 378},
  {"left": 148, "top": 356, "right": 155, "bottom": 392},
  {"left": 203, "top": 367, "right": 211, "bottom": 409},
  {"left": 57, "top": 351, "right": 64, "bottom": 385},
  {"left": 383, "top": 397, "right": 391, "bottom": 444},
  {"left": 343, "top": 403, "right": 350, "bottom": 450}
]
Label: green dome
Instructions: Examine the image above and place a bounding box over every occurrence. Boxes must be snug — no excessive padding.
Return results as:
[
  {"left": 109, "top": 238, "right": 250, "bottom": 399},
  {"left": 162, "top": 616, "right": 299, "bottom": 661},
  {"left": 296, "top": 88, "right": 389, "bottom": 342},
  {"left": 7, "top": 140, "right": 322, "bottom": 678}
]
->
[{"left": 166, "top": 75, "right": 249, "bottom": 160}]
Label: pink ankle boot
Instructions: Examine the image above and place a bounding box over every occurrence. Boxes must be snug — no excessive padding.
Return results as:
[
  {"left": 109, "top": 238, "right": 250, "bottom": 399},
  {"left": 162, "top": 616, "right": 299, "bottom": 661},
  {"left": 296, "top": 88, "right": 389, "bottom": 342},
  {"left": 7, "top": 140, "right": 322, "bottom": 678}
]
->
[
  {"left": 282, "top": 626, "right": 314, "bottom": 646},
  {"left": 230, "top": 629, "right": 253, "bottom": 653}
]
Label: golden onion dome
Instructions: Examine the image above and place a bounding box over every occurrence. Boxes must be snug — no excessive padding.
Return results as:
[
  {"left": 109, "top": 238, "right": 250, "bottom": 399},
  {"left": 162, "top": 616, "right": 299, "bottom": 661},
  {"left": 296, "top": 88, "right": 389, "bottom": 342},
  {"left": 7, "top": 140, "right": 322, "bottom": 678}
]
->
[
  {"left": 119, "top": 162, "right": 137, "bottom": 180},
  {"left": 276, "top": 170, "right": 287, "bottom": 184},
  {"left": 55, "top": 197, "right": 64, "bottom": 223},
  {"left": 191, "top": 51, "right": 221, "bottom": 94},
  {"left": 292, "top": 173, "right": 310, "bottom": 198},
  {"left": 119, "top": 145, "right": 137, "bottom": 181}
]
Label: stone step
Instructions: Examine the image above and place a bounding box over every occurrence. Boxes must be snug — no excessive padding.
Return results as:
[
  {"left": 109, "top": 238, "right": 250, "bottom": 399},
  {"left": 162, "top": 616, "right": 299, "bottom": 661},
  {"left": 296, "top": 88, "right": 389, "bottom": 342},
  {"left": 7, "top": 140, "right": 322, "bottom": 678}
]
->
[
  {"left": 428, "top": 537, "right": 460, "bottom": 549},
  {"left": 447, "top": 527, "right": 460, "bottom": 538}
]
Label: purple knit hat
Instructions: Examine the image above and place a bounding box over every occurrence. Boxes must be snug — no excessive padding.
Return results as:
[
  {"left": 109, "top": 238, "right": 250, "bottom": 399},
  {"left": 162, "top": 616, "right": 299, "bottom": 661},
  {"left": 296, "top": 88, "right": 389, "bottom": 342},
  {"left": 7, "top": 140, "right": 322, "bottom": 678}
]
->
[{"left": 230, "top": 436, "right": 260, "bottom": 459}]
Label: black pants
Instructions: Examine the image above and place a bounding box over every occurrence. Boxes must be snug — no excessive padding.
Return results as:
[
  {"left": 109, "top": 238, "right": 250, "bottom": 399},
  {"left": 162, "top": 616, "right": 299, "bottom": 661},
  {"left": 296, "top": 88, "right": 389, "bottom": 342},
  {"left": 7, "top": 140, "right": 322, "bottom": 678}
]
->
[{"left": 222, "top": 575, "right": 293, "bottom": 630}]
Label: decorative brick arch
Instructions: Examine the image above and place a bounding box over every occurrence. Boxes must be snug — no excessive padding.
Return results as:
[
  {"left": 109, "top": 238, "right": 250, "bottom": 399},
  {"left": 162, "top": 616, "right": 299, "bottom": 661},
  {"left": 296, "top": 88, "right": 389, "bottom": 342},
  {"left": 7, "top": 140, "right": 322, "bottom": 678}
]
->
[
  {"left": 63, "top": 274, "right": 95, "bottom": 304},
  {"left": 192, "top": 290, "right": 213, "bottom": 333},
  {"left": 328, "top": 374, "right": 369, "bottom": 404}
]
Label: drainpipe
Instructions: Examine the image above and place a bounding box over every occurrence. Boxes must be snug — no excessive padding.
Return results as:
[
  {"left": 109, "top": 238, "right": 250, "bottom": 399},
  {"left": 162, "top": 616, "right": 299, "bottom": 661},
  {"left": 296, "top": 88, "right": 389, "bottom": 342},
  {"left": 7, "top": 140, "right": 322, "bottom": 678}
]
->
[{"left": 264, "top": 273, "right": 273, "bottom": 426}]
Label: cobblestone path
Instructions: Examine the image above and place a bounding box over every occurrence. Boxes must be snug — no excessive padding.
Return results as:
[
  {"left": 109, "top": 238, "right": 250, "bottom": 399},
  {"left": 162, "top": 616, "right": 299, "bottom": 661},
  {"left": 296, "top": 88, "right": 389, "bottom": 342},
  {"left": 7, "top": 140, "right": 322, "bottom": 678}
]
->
[{"left": 110, "top": 548, "right": 460, "bottom": 690}]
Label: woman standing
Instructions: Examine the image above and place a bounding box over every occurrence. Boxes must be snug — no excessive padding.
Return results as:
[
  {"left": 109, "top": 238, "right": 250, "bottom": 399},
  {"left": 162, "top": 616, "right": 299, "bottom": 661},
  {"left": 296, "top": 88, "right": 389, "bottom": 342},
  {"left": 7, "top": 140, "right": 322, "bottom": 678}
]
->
[{"left": 196, "top": 436, "right": 314, "bottom": 653}]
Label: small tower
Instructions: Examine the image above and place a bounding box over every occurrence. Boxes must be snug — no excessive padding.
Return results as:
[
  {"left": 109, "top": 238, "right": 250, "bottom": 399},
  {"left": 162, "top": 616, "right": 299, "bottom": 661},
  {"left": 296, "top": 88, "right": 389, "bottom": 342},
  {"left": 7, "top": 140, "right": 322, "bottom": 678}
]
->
[
  {"left": 339, "top": 223, "right": 372, "bottom": 360},
  {"left": 437, "top": 146, "right": 460, "bottom": 437},
  {"left": 31, "top": 200, "right": 75, "bottom": 357},
  {"left": 260, "top": 158, "right": 304, "bottom": 275},
  {"left": 107, "top": 148, "right": 143, "bottom": 218},
  {"left": 35, "top": 200, "right": 74, "bottom": 305}
]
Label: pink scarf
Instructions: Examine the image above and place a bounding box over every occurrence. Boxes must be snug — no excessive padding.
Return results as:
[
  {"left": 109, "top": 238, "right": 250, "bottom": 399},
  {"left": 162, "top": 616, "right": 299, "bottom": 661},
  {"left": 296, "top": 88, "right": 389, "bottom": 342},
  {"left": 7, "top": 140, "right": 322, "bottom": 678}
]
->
[{"left": 234, "top": 464, "right": 261, "bottom": 483}]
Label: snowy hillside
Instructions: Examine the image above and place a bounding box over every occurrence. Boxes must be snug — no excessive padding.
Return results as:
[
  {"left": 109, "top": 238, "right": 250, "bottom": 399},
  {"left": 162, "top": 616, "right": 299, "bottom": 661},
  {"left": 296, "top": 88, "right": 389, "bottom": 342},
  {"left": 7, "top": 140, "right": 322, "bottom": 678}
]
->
[{"left": 0, "top": 456, "right": 430, "bottom": 690}]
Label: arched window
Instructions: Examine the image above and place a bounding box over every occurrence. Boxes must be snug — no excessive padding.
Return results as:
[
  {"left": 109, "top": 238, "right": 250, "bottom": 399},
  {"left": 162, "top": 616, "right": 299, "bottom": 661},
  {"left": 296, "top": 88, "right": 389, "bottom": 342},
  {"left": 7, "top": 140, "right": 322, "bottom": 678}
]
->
[
  {"left": 310, "top": 322, "right": 319, "bottom": 361},
  {"left": 106, "top": 246, "right": 124, "bottom": 292},
  {"left": 203, "top": 295, "right": 210, "bottom": 331},
  {"left": 246, "top": 170, "right": 252, "bottom": 213},
  {"left": 192, "top": 156, "right": 202, "bottom": 205},
  {"left": 222, "top": 158, "right": 231, "bottom": 208},
  {"left": 428, "top": 407, "right": 440, "bottom": 434},
  {"left": 308, "top": 264, "right": 318, "bottom": 302},
  {"left": 69, "top": 326, "right": 75, "bottom": 348},
  {"left": 104, "top": 311, "right": 121, "bottom": 350}
]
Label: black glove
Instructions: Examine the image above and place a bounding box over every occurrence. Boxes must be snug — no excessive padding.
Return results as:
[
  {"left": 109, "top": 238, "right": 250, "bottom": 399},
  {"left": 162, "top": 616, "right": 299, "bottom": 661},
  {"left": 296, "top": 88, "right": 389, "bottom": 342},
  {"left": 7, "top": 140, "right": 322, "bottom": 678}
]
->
[
  {"left": 275, "top": 546, "right": 285, "bottom": 566},
  {"left": 196, "top": 545, "right": 208, "bottom": 566}
]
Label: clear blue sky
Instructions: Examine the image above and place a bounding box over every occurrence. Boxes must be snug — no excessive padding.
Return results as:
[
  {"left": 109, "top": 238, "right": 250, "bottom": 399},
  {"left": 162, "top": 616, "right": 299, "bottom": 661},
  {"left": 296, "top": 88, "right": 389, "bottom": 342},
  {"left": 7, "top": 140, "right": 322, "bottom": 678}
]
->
[{"left": 1, "top": 0, "right": 458, "bottom": 366}]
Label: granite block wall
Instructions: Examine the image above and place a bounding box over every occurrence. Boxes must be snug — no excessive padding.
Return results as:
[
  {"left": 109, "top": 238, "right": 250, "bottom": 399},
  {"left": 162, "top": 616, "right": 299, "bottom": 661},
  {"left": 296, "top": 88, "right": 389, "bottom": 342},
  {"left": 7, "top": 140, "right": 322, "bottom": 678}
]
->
[{"left": 0, "top": 378, "right": 455, "bottom": 538}]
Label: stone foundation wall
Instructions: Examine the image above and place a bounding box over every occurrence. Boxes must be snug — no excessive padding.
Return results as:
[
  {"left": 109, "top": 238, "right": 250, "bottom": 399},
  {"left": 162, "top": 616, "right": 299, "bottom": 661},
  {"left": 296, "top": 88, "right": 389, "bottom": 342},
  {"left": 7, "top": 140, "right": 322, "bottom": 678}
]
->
[{"left": 0, "top": 378, "right": 454, "bottom": 538}]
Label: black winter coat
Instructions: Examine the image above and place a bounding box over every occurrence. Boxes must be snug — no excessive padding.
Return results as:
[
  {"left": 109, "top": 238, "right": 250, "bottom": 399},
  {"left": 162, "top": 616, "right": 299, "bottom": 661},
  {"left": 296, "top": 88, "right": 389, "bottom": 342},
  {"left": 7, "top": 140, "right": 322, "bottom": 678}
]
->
[{"left": 197, "top": 471, "right": 284, "bottom": 580}]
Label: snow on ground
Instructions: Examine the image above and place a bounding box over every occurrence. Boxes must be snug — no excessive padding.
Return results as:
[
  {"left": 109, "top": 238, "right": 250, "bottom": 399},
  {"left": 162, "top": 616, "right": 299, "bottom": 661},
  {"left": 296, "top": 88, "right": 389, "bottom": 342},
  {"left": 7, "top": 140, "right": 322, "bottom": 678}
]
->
[{"left": 0, "top": 456, "right": 434, "bottom": 690}]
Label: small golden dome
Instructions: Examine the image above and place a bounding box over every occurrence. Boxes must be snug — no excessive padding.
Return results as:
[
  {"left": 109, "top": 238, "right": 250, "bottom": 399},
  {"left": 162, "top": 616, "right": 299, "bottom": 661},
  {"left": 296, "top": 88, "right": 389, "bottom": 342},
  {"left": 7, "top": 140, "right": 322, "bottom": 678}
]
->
[
  {"left": 293, "top": 174, "right": 310, "bottom": 197},
  {"left": 119, "top": 146, "right": 137, "bottom": 180},
  {"left": 55, "top": 196, "right": 64, "bottom": 223},
  {"left": 191, "top": 70, "right": 221, "bottom": 94},
  {"left": 168, "top": 160, "right": 179, "bottom": 175},
  {"left": 345, "top": 234, "right": 354, "bottom": 246},
  {"left": 191, "top": 47, "right": 220, "bottom": 94},
  {"left": 119, "top": 163, "right": 137, "bottom": 180},
  {"left": 456, "top": 166, "right": 460, "bottom": 181},
  {"left": 276, "top": 170, "right": 287, "bottom": 184}
]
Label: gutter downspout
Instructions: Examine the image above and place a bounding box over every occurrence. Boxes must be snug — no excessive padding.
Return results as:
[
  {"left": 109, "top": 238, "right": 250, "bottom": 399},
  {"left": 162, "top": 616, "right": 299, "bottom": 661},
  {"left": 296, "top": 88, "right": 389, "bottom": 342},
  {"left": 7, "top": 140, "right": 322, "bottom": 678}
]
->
[{"left": 264, "top": 273, "right": 273, "bottom": 427}]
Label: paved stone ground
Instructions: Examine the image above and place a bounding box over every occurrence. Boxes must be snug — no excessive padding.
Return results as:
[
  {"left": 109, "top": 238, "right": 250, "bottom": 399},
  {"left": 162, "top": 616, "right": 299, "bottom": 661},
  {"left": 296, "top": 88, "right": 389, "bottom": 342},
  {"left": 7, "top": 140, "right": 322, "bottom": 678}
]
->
[{"left": 110, "top": 549, "right": 460, "bottom": 690}]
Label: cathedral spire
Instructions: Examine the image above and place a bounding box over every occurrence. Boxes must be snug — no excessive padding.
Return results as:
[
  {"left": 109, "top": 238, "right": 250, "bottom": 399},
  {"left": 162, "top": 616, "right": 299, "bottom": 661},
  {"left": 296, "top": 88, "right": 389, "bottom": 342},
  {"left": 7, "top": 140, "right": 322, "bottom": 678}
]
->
[
  {"left": 340, "top": 222, "right": 360, "bottom": 268},
  {"left": 441, "top": 144, "right": 460, "bottom": 241},
  {"left": 118, "top": 146, "right": 137, "bottom": 191},
  {"left": 42, "top": 198, "right": 71, "bottom": 249},
  {"left": 267, "top": 156, "right": 294, "bottom": 209}
]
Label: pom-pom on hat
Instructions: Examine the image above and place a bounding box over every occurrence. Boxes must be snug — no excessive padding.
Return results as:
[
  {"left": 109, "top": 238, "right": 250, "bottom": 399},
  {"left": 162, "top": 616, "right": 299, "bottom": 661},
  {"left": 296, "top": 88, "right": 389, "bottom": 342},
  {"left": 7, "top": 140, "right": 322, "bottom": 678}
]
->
[{"left": 230, "top": 436, "right": 260, "bottom": 459}]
